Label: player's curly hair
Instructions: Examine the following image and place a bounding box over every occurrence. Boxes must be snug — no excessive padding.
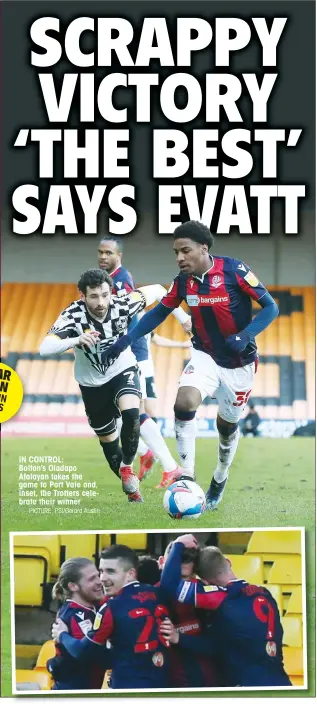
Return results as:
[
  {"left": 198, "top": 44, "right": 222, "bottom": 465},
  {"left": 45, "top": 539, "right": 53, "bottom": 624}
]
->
[
  {"left": 78, "top": 268, "right": 113, "bottom": 294},
  {"left": 173, "top": 221, "right": 214, "bottom": 249},
  {"left": 100, "top": 544, "right": 139, "bottom": 573},
  {"left": 52, "top": 557, "right": 94, "bottom": 602}
]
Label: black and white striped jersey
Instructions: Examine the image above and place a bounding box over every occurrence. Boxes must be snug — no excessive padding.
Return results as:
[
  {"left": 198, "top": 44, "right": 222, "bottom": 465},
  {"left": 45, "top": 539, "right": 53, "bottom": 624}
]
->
[{"left": 48, "top": 290, "right": 146, "bottom": 386}]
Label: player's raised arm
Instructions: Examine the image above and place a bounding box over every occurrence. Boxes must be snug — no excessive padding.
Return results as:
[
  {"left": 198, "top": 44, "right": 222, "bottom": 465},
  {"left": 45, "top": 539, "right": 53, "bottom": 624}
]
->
[
  {"left": 225, "top": 261, "right": 279, "bottom": 354},
  {"left": 160, "top": 540, "right": 227, "bottom": 611}
]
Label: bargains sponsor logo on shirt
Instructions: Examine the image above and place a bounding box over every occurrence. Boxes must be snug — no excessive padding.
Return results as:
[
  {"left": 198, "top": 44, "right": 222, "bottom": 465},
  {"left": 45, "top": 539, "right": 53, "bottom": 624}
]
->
[{"left": 186, "top": 295, "right": 229, "bottom": 307}]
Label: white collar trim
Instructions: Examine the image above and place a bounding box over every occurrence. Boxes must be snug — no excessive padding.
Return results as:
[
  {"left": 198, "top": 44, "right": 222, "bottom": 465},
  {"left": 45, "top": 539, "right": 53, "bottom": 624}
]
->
[{"left": 192, "top": 256, "right": 214, "bottom": 282}]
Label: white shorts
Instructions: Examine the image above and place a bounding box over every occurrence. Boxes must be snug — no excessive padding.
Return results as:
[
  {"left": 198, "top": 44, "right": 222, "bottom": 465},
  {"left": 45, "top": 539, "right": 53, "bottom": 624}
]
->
[{"left": 179, "top": 348, "right": 256, "bottom": 424}]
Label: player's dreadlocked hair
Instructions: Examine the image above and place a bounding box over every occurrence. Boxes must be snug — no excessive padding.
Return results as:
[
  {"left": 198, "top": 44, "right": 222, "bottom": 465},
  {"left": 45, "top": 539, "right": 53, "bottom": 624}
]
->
[
  {"left": 52, "top": 557, "right": 94, "bottom": 602},
  {"left": 100, "top": 544, "right": 139, "bottom": 573},
  {"left": 173, "top": 221, "right": 214, "bottom": 250},
  {"left": 78, "top": 268, "right": 113, "bottom": 294},
  {"left": 197, "top": 546, "right": 229, "bottom": 583}
]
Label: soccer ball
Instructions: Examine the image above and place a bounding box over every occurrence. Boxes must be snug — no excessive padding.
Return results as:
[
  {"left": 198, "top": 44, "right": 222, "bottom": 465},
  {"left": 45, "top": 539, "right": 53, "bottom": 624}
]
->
[{"left": 163, "top": 480, "right": 206, "bottom": 519}]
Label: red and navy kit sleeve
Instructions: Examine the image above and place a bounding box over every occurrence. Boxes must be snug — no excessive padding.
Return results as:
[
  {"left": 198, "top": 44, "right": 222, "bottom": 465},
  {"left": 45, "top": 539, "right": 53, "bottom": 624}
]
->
[
  {"left": 161, "top": 277, "right": 184, "bottom": 310},
  {"left": 232, "top": 260, "right": 268, "bottom": 303},
  {"left": 231, "top": 260, "right": 279, "bottom": 337},
  {"left": 59, "top": 602, "right": 114, "bottom": 659},
  {"left": 160, "top": 543, "right": 227, "bottom": 610},
  {"left": 112, "top": 267, "right": 135, "bottom": 296}
]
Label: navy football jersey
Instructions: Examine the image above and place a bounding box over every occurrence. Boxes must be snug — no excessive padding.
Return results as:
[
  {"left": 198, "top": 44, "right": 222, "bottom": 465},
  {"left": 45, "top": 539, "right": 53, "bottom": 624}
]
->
[
  {"left": 86, "top": 582, "right": 169, "bottom": 689},
  {"left": 51, "top": 600, "right": 108, "bottom": 689},
  {"left": 111, "top": 265, "right": 149, "bottom": 362},
  {"left": 162, "top": 554, "right": 291, "bottom": 688},
  {"left": 162, "top": 256, "right": 268, "bottom": 369},
  {"left": 167, "top": 580, "right": 218, "bottom": 687}
]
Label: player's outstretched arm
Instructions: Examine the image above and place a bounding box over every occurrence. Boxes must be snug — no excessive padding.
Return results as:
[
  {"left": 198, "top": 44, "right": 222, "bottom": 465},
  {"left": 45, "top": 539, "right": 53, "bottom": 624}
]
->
[
  {"left": 152, "top": 333, "right": 192, "bottom": 349},
  {"left": 58, "top": 632, "right": 100, "bottom": 660},
  {"left": 40, "top": 331, "right": 100, "bottom": 356},
  {"left": 139, "top": 285, "right": 191, "bottom": 328}
]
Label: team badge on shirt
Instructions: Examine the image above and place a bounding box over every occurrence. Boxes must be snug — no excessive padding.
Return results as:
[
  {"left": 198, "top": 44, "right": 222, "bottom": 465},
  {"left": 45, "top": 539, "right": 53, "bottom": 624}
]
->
[
  {"left": 78, "top": 619, "right": 93, "bottom": 635},
  {"left": 211, "top": 275, "right": 222, "bottom": 288},
  {"left": 266, "top": 640, "right": 277, "bottom": 657},
  {"left": 244, "top": 271, "right": 259, "bottom": 287},
  {"left": 152, "top": 652, "right": 164, "bottom": 667}
]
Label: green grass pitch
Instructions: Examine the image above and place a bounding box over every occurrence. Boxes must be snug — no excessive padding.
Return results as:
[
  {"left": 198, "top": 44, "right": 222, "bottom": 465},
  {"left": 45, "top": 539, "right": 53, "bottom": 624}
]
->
[{"left": 1, "top": 436, "right": 315, "bottom": 696}]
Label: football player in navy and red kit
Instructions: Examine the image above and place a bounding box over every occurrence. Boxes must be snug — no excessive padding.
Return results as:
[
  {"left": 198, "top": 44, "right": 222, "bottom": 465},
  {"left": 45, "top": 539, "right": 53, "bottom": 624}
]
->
[
  {"left": 48, "top": 558, "right": 110, "bottom": 690},
  {"left": 52, "top": 545, "right": 170, "bottom": 690},
  {"left": 159, "top": 542, "right": 218, "bottom": 688},
  {"left": 160, "top": 535, "right": 291, "bottom": 688},
  {"left": 98, "top": 236, "right": 186, "bottom": 489},
  {"left": 102, "top": 221, "right": 279, "bottom": 509}
]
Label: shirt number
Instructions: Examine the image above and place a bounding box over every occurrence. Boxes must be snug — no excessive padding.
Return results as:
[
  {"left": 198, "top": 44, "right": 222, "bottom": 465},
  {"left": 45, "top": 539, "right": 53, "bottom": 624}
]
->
[
  {"left": 253, "top": 596, "right": 275, "bottom": 640},
  {"left": 128, "top": 605, "right": 169, "bottom": 653}
]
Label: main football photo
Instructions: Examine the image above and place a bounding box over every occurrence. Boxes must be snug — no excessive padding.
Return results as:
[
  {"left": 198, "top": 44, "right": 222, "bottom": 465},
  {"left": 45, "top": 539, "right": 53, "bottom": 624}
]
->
[{"left": 10, "top": 528, "right": 307, "bottom": 693}]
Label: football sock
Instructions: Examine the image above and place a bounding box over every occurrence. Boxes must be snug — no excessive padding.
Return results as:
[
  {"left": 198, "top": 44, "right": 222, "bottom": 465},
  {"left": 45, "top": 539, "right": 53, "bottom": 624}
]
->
[
  {"left": 137, "top": 437, "right": 148, "bottom": 456},
  {"left": 213, "top": 428, "right": 240, "bottom": 482},
  {"left": 140, "top": 414, "right": 177, "bottom": 472},
  {"left": 174, "top": 411, "right": 196, "bottom": 478},
  {"left": 99, "top": 438, "right": 122, "bottom": 476},
  {"left": 117, "top": 415, "right": 149, "bottom": 457},
  {"left": 120, "top": 408, "right": 140, "bottom": 465}
]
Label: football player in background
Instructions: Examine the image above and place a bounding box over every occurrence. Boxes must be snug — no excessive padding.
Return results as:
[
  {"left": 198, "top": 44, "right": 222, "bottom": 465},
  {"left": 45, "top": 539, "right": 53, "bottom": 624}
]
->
[
  {"left": 102, "top": 221, "right": 279, "bottom": 510},
  {"left": 160, "top": 535, "right": 291, "bottom": 687},
  {"left": 48, "top": 558, "right": 109, "bottom": 689},
  {"left": 98, "top": 236, "right": 189, "bottom": 488},
  {"left": 52, "top": 545, "right": 170, "bottom": 690}
]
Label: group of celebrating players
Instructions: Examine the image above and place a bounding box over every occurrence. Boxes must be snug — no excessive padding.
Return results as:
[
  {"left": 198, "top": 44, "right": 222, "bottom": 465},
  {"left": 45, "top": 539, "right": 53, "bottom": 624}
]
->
[
  {"left": 49, "top": 534, "right": 291, "bottom": 690},
  {"left": 40, "top": 220, "right": 279, "bottom": 510}
]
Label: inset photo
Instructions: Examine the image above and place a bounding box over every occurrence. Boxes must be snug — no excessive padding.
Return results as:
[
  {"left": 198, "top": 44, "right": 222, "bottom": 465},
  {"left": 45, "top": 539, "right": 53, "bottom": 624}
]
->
[{"left": 10, "top": 528, "right": 307, "bottom": 693}]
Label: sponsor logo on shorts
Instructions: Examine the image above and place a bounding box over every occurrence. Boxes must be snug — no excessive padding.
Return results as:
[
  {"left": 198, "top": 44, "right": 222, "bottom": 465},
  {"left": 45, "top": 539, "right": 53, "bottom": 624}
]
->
[
  {"left": 152, "top": 652, "right": 164, "bottom": 667},
  {"left": 184, "top": 364, "right": 195, "bottom": 374}
]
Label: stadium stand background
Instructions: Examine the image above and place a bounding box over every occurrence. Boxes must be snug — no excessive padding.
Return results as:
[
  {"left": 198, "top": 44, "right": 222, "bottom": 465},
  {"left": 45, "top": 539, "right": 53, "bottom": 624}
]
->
[
  {"left": 12, "top": 529, "right": 305, "bottom": 690},
  {"left": 2, "top": 221, "right": 315, "bottom": 436}
]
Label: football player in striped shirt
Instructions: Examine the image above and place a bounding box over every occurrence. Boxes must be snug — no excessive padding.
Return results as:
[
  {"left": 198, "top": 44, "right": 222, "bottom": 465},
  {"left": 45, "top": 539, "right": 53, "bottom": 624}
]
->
[
  {"left": 98, "top": 236, "right": 188, "bottom": 489},
  {"left": 102, "top": 221, "right": 279, "bottom": 510}
]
